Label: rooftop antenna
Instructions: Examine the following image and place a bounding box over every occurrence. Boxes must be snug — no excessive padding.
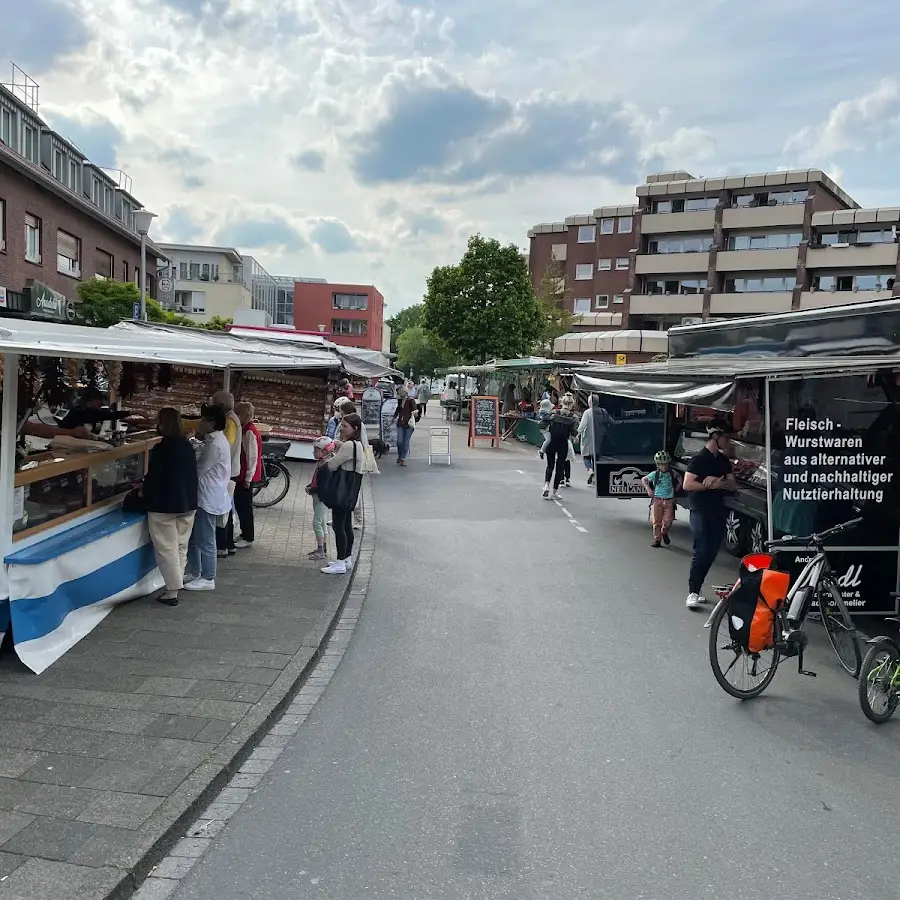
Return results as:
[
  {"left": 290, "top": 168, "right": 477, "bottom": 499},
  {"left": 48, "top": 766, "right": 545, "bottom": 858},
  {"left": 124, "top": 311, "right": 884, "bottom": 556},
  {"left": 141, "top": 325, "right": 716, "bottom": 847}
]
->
[{"left": 1, "top": 63, "right": 39, "bottom": 114}]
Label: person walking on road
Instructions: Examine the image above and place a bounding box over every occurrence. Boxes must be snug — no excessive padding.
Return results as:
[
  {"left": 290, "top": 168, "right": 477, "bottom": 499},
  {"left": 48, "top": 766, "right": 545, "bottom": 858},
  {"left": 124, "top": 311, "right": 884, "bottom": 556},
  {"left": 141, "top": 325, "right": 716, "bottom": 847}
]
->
[
  {"left": 682, "top": 419, "right": 737, "bottom": 609},
  {"left": 417, "top": 378, "right": 430, "bottom": 418},
  {"left": 143, "top": 407, "right": 198, "bottom": 607},
  {"left": 233, "top": 401, "right": 262, "bottom": 549},
  {"left": 642, "top": 450, "right": 681, "bottom": 549},
  {"left": 322, "top": 413, "right": 366, "bottom": 575},
  {"left": 393, "top": 386, "right": 420, "bottom": 466},
  {"left": 540, "top": 397, "right": 578, "bottom": 499},
  {"left": 578, "top": 394, "right": 614, "bottom": 486},
  {"left": 185, "top": 405, "right": 233, "bottom": 592}
]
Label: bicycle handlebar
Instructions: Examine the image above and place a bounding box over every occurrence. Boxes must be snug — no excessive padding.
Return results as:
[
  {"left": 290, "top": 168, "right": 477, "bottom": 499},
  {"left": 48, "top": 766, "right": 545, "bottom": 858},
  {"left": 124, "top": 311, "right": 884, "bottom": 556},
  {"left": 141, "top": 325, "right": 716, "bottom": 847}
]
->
[{"left": 764, "top": 516, "right": 863, "bottom": 550}]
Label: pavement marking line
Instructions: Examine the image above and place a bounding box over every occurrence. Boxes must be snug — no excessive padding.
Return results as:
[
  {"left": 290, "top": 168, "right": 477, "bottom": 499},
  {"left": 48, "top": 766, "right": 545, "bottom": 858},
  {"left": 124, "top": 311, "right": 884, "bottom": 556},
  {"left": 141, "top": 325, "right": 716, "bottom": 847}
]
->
[
  {"left": 561, "top": 508, "right": 573, "bottom": 517},
  {"left": 575, "top": 525, "right": 589, "bottom": 533},
  {"left": 516, "top": 469, "right": 525, "bottom": 475}
]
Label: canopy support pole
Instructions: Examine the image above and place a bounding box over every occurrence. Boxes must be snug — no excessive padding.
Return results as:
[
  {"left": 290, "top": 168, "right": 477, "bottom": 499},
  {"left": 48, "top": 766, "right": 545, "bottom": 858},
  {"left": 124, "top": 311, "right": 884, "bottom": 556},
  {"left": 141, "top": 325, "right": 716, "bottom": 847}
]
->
[
  {"left": 223, "top": 367, "right": 231, "bottom": 392},
  {"left": 0, "top": 353, "right": 20, "bottom": 559},
  {"left": 764, "top": 377, "right": 774, "bottom": 542}
]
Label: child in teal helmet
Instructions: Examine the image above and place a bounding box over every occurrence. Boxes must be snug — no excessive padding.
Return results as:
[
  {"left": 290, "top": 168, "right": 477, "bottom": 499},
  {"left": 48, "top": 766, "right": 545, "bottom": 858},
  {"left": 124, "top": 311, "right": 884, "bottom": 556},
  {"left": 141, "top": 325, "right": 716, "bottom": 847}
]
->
[{"left": 642, "top": 450, "right": 682, "bottom": 548}]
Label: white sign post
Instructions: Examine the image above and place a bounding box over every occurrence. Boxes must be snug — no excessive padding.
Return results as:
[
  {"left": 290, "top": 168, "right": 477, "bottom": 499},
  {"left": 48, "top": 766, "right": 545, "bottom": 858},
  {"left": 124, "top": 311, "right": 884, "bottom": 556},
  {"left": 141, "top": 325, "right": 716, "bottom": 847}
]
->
[{"left": 428, "top": 425, "right": 451, "bottom": 466}]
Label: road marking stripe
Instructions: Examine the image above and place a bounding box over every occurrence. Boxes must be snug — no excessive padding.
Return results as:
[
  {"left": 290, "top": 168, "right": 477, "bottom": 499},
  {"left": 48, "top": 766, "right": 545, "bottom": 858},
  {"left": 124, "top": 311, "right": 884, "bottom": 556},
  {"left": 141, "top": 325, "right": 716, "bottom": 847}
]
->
[
  {"left": 575, "top": 526, "right": 588, "bottom": 533},
  {"left": 516, "top": 470, "right": 525, "bottom": 475},
  {"left": 560, "top": 508, "right": 572, "bottom": 517}
]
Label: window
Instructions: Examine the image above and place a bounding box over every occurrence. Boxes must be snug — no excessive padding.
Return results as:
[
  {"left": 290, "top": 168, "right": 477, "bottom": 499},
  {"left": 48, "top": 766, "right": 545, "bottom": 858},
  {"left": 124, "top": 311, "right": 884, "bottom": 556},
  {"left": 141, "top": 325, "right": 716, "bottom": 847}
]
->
[
  {"left": 575, "top": 264, "right": 593, "bottom": 280},
  {"left": 173, "top": 290, "right": 206, "bottom": 313},
  {"left": 727, "top": 232, "right": 803, "bottom": 251},
  {"left": 595, "top": 295, "right": 609, "bottom": 309},
  {"left": 645, "top": 277, "right": 707, "bottom": 295},
  {"left": 573, "top": 298, "right": 591, "bottom": 313},
  {"left": 613, "top": 294, "right": 625, "bottom": 305},
  {"left": 819, "top": 228, "right": 895, "bottom": 246},
  {"left": 600, "top": 218, "right": 614, "bottom": 234},
  {"left": 200, "top": 263, "right": 210, "bottom": 281},
  {"left": 812, "top": 272, "right": 894, "bottom": 292},
  {"left": 68, "top": 159, "right": 78, "bottom": 191},
  {"left": 618, "top": 216, "right": 633, "bottom": 233},
  {"left": 733, "top": 189, "right": 808, "bottom": 207},
  {"left": 210, "top": 263, "right": 219, "bottom": 281},
  {"left": 577, "top": 225, "right": 595, "bottom": 243},
  {"left": 21, "top": 124, "right": 37, "bottom": 162},
  {"left": 597, "top": 258, "right": 611, "bottom": 271},
  {"left": 122, "top": 260, "right": 128, "bottom": 282},
  {"left": 724, "top": 276, "right": 796, "bottom": 293},
  {"left": 333, "top": 292, "right": 368, "bottom": 310},
  {"left": 56, "top": 229, "right": 81, "bottom": 277},
  {"left": 189, "top": 262, "right": 200, "bottom": 280},
  {"left": 615, "top": 257, "right": 629, "bottom": 270},
  {"left": 53, "top": 149, "right": 64, "bottom": 181},
  {"left": 179, "top": 262, "right": 189, "bottom": 280},
  {"left": 646, "top": 234, "right": 713, "bottom": 254},
  {"left": 550, "top": 243, "right": 566, "bottom": 261},
  {"left": 0, "top": 197, "right": 5, "bottom": 251},
  {"left": 103, "top": 186, "right": 113, "bottom": 215},
  {"left": 0, "top": 107, "right": 10, "bottom": 146},
  {"left": 95, "top": 249, "right": 113, "bottom": 279},
  {"left": 92, "top": 178, "right": 102, "bottom": 207},
  {"left": 24, "top": 213, "right": 41, "bottom": 263},
  {"left": 651, "top": 197, "right": 716, "bottom": 214},
  {"left": 332, "top": 318, "right": 368, "bottom": 336}
]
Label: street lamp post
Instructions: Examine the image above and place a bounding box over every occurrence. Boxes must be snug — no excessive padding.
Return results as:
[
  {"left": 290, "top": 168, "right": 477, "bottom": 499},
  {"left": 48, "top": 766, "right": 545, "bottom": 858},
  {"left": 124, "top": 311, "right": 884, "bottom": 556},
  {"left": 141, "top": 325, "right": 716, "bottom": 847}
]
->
[{"left": 133, "top": 210, "right": 157, "bottom": 321}]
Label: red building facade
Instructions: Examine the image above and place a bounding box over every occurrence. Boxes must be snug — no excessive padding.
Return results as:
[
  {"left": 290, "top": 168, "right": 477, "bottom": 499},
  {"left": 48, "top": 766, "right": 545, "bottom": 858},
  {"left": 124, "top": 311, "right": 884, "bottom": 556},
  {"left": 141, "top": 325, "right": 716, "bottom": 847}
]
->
[{"left": 292, "top": 282, "right": 385, "bottom": 350}]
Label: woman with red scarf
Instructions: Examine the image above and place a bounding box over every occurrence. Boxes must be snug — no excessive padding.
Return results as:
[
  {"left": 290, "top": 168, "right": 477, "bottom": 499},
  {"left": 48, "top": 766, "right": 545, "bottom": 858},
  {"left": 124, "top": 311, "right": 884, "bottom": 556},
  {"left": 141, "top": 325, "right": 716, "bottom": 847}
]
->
[{"left": 234, "top": 401, "right": 263, "bottom": 548}]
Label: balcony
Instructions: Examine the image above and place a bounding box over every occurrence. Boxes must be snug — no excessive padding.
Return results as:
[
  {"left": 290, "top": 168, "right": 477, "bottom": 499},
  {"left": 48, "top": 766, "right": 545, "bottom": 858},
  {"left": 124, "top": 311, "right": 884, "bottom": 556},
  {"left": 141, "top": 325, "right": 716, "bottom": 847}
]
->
[
  {"left": 709, "top": 292, "right": 794, "bottom": 316},
  {"left": 640, "top": 210, "right": 716, "bottom": 235},
  {"left": 798, "top": 288, "right": 894, "bottom": 310},
  {"left": 806, "top": 243, "right": 899, "bottom": 269},
  {"left": 629, "top": 294, "right": 704, "bottom": 315},
  {"left": 722, "top": 204, "right": 806, "bottom": 230},
  {"left": 715, "top": 248, "right": 799, "bottom": 272},
  {"left": 635, "top": 252, "right": 709, "bottom": 275}
]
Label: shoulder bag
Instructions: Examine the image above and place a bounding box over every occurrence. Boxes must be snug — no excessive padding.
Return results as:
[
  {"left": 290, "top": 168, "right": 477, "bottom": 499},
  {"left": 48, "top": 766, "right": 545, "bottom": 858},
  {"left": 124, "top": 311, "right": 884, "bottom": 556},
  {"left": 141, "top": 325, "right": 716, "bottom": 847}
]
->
[{"left": 318, "top": 441, "right": 363, "bottom": 511}]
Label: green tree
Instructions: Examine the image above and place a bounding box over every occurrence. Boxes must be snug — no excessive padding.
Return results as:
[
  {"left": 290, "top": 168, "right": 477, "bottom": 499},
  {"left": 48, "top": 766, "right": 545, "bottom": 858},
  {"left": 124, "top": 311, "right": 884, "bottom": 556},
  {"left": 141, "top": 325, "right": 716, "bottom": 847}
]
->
[
  {"left": 534, "top": 256, "right": 574, "bottom": 357},
  {"left": 385, "top": 303, "right": 424, "bottom": 354},
  {"left": 395, "top": 325, "right": 454, "bottom": 376},
  {"left": 76, "top": 279, "right": 162, "bottom": 327},
  {"left": 423, "top": 235, "right": 542, "bottom": 364},
  {"left": 201, "top": 316, "right": 233, "bottom": 331}
]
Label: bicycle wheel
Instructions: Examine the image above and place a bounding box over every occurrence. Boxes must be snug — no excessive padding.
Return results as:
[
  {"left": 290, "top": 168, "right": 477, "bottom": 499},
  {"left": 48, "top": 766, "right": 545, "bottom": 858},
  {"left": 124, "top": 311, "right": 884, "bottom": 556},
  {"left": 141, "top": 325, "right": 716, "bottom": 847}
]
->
[
  {"left": 858, "top": 638, "right": 900, "bottom": 724},
  {"left": 708, "top": 597, "right": 781, "bottom": 699},
  {"left": 819, "top": 583, "right": 862, "bottom": 677},
  {"left": 252, "top": 461, "right": 291, "bottom": 508}
]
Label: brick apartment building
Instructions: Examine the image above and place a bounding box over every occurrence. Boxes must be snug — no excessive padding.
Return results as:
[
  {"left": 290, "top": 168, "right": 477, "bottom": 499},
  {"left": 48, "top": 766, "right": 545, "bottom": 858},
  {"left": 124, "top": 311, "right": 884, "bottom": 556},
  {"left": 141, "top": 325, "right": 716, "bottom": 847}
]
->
[
  {"left": 0, "top": 72, "right": 164, "bottom": 322},
  {"left": 292, "top": 282, "right": 385, "bottom": 351},
  {"left": 529, "top": 168, "right": 900, "bottom": 357}
]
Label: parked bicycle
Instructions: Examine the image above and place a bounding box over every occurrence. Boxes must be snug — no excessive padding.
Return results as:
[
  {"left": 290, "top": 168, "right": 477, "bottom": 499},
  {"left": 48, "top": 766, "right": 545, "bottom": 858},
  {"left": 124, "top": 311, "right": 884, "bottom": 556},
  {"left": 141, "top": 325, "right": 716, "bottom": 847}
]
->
[
  {"left": 251, "top": 438, "right": 291, "bottom": 508},
  {"left": 858, "top": 615, "right": 900, "bottom": 723},
  {"left": 707, "top": 517, "right": 863, "bottom": 700}
]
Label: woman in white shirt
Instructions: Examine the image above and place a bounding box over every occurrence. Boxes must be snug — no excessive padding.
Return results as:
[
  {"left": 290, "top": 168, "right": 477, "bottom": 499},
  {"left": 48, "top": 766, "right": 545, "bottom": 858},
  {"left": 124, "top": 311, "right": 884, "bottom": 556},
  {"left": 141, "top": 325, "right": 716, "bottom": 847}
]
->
[{"left": 184, "top": 405, "right": 233, "bottom": 592}]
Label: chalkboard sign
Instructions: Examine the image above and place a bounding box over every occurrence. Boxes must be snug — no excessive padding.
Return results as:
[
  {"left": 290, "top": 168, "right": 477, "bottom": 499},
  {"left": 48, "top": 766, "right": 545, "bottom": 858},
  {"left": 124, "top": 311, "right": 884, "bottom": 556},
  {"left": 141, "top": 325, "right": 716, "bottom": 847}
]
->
[{"left": 469, "top": 396, "right": 499, "bottom": 447}]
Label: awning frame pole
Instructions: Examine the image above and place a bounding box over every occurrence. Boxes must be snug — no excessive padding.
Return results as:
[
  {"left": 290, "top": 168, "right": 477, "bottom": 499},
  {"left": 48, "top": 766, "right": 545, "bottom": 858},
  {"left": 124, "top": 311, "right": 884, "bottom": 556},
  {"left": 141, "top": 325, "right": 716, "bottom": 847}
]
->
[
  {"left": 764, "top": 376, "right": 774, "bottom": 542},
  {"left": 223, "top": 366, "right": 231, "bottom": 392},
  {"left": 0, "top": 353, "right": 20, "bottom": 559}
]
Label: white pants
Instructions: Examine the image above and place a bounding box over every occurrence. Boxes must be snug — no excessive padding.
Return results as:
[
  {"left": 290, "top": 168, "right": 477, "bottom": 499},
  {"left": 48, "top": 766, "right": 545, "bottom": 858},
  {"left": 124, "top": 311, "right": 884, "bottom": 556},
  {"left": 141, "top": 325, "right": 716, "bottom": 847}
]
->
[{"left": 148, "top": 511, "right": 196, "bottom": 592}]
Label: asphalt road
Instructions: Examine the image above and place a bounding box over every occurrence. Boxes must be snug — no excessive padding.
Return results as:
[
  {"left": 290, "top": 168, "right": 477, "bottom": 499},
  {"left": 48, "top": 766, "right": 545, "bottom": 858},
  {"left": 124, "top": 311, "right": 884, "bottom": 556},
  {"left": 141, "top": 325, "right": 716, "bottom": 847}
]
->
[{"left": 172, "top": 437, "right": 900, "bottom": 900}]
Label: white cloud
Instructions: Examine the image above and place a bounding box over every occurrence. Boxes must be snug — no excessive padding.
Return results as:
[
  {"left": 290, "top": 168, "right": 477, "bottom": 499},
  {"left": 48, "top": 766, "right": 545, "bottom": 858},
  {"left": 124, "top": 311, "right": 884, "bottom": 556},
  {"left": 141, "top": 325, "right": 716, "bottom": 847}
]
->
[{"left": 10, "top": 0, "right": 900, "bottom": 309}]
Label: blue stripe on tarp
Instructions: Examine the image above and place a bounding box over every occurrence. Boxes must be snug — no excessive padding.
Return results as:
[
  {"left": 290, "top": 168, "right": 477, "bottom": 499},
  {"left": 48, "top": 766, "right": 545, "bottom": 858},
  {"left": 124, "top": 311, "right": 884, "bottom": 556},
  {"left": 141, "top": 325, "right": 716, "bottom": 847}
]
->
[
  {"left": 5, "top": 509, "right": 148, "bottom": 566},
  {"left": 9, "top": 543, "right": 158, "bottom": 643}
]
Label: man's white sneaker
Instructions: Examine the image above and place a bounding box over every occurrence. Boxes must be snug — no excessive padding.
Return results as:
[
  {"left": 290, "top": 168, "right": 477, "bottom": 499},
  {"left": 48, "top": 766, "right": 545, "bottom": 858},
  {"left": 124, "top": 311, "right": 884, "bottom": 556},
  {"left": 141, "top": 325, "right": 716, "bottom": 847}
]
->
[
  {"left": 321, "top": 561, "right": 347, "bottom": 575},
  {"left": 542, "top": 485, "right": 550, "bottom": 499},
  {"left": 550, "top": 491, "right": 562, "bottom": 500},
  {"left": 184, "top": 578, "right": 215, "bottom": 592},
  {"left": 686, "top": 592, "right": 706, "bottom": 609},
  {"left": 234, "top": 539, "right": 252, "bottom": 549}
]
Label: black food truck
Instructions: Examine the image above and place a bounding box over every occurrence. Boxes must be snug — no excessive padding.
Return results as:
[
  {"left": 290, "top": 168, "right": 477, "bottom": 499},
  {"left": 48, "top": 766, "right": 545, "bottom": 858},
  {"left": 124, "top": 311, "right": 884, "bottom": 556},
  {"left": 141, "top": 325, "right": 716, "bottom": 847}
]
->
[{"left": 573, "top": 298, "right": 900, "bottom": 618}]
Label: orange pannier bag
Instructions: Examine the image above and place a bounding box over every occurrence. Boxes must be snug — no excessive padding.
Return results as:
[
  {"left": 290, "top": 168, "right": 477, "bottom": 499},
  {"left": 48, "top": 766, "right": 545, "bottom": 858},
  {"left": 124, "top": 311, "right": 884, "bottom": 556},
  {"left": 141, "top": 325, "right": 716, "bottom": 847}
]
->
[{"left": 728, "top": 557, "right": 791, "bottom": 654}]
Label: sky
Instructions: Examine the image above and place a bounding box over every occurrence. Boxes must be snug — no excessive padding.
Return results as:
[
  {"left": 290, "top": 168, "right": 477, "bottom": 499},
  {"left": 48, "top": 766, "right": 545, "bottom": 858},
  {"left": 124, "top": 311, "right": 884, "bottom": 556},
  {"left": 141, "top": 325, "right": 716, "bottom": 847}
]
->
[{"left": 3, "top": 0, "right": 900, "bottom": 314}]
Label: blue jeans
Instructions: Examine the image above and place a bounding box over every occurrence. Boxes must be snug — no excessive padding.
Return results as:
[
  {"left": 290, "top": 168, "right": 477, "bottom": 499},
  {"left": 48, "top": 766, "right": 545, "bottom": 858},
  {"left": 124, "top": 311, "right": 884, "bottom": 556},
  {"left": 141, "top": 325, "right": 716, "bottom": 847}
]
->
[
  {"left": 187, "top": 509, "right": 217, "bottom": 581},
  {"left": 689, "top": 508, "right": 726, "bottom": 595},
  {"left": 397, "top": 425, "right": 414, "bottom": 460}
]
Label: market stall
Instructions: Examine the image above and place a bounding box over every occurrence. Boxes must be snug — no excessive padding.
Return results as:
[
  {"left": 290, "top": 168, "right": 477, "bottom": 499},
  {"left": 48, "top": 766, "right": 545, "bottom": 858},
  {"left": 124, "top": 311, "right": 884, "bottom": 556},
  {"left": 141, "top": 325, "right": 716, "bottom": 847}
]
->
[{"left": 0, "top": 318, "right": 351, "bottom": 673}]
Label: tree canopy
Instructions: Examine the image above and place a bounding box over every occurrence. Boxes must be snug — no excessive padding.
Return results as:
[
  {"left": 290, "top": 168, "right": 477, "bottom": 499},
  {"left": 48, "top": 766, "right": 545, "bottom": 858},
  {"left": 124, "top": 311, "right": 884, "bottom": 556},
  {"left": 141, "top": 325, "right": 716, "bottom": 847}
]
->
[
  {"left": 385, "top": 303, "right": 424, "bottom": 354},
  {"left": 423, "top": 235, "right": 542, "bottom": 364},
  {"left": 533, "top": 256, "right": 574, "bottom": 357},
  {"left": 395, "top": 325, "right": 454, "bottom": 376}
]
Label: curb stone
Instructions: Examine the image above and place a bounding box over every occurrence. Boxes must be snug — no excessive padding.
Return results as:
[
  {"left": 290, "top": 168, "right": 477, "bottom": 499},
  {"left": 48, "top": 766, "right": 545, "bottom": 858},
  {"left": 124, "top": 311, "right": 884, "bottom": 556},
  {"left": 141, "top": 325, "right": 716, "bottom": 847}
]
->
[{"left": 98, "top": 479, "right": 376, "bottom": 900}]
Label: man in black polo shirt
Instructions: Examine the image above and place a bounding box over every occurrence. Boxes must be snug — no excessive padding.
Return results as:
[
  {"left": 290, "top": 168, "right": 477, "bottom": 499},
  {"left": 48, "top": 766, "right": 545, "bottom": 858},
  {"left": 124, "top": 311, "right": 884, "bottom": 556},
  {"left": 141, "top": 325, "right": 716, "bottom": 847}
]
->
[
  {"left": 682, "top": 419, "right": 737, "bottom": 610},
  {"left": 59, "top": 386, "right": 150, "bottom": 435}
]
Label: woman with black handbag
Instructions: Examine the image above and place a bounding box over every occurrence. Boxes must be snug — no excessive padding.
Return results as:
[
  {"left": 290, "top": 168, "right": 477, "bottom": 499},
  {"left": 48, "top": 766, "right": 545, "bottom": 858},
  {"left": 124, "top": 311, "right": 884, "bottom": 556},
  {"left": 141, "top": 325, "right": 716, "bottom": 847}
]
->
[{"left": 320, "top": 413, "right": 365, "bottom": 575}]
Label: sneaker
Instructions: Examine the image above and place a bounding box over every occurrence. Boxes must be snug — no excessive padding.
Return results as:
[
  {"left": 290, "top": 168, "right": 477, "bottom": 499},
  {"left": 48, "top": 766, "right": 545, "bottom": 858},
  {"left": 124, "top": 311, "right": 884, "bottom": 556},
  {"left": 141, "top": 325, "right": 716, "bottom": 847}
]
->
[
  {"left": 550, "top": 491, "right": 562, "bottom": 500},
  {"left": 686, "top": 592, "right": 706, "bottom": 610},
  {"left": 321, "top": 561, "right": 347, "bottom": 575},
  {"left": 542, "top": 485, "right": 550, "bottom": 499},
  {"left": 184, "top": 578, "right": 216, "bottom": 592},
  {"left": 216, "top": 550, "right": 228, "bottom": 559},
  {"left": 307, "top": 549, "right": 326, "bottom": 561},
  {"left": 587, "top": 472, "right": 595, "bottom": 485},
  {"left": 352, "top": 522, "right": 362, "bottom": 531},
  {"left": 234, "top": 539, "right": 252, "bottom": 549},
  {"left": 562, "top": 480, "right": 571, "bottom": 488},
  {"left": 651, "top": 540, "right": 661, "bottom": 548},
  {"left": 662, "top": 534, "right": 671, "bottom": 546},
  {"left": 183, "top": 572, "right": 199, "bottom": 585}
]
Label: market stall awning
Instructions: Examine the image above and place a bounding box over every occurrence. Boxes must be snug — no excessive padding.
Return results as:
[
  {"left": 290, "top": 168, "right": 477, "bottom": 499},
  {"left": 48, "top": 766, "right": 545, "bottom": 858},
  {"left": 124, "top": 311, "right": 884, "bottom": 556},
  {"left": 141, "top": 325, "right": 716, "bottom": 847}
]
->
[
  {"left": 573, "top": 354, "right": 900, "bottom": 411},
  {"left": 555, "top": 330, "right": 668, "bottom": 356}
]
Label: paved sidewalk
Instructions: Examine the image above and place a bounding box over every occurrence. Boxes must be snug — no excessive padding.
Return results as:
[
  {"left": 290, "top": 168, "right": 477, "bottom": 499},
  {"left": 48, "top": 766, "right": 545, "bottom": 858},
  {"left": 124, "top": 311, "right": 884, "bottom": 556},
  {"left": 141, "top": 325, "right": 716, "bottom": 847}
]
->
[{"left": 0, "top": 461, "right": 368, "bottom": 900}]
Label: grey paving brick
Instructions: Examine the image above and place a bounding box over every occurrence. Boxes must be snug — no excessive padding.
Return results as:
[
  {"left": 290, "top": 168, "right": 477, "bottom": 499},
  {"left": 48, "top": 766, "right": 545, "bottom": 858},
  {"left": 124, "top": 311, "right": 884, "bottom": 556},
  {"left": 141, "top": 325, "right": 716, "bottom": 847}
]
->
[
  {"left": 228, "top": 773, "right": 262, "bottom": 789},
  {"left": 82, "top": 759, "right": 164, "bottom": 793},
  {"left": 226, "top": 666, "right": 280, "bottom": 686},
  {"left": 183, "top": 680, "right": 243, "bottom": 701},
  {"left": 0, "top": 750, "right": 43, "bottom": 779},
  {"left": 141, "top": 715, "right": 212, "bottom": 740},
  {"left": 251, "top": 746, "right": 284, "bottom": 760},
  {"left": 0, "top": 850, "right": 26, "bottom": 878},
  {"left": 0, "top": 777, "right": 39, "bottom": 810},
  {"left": 201, "top": 801, "right": 241, "bottom": 821},
  {"left": 136, "top": 678, "right": 199, "bottom": 698},
  {"left": 193, "top": 720, "right": 234, "bottom": 745},
  {"left": 232, "top": 684, "right": 267, "bottom": 703},
  {"left": 77, "top": 791, "right": 165, "bottom": 829},
  {"left": 170, "top": 836, "right": 213, "bottom": 858},
  {"left": 213, "top": 787, "right": 252, "bottom": 805},
  {"left": 238, "top": 757, "right": 273, "bottom": 775},
  {"left": 140, "top": 765, "right": 194, "bottom": 798},
  {"left": 0, "top": 810, "right": 35, "bottom": 845},
  {"left": 185, "top": 817, "right": 229, "bottom": 839},
  {"left": 14, "top": 784, "right": 100, "bottom": 819},
  {"left": 133, "top": 877, "right": 180, "bottom": 900},
  {"left": 259, "top": 733, "right": 291, "bottom": 748},
  {"left": 190, "top": 699, "right": 253, "bottom": 721},
  {"left": 151, "top": 854, "right": 201, "bottom": 879},
  {"left": 0, "top": 857, "right": 94, "bottom": 900},
  {"left": 0, "top": 817, "right": 101, "bottom": 860},
  {"left": 67, "top": 826, "right": 143, "bottom": 868},
  {"left": 21, "top": 755, "right": 106, "bottom": 788}
]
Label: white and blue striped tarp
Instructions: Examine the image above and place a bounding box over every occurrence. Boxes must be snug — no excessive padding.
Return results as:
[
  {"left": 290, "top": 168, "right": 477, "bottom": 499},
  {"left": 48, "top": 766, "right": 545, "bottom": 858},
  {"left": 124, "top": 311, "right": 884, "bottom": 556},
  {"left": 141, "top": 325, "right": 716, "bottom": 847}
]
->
[{"left": 4, "top": 509, "right": 164, "bottom": 674}]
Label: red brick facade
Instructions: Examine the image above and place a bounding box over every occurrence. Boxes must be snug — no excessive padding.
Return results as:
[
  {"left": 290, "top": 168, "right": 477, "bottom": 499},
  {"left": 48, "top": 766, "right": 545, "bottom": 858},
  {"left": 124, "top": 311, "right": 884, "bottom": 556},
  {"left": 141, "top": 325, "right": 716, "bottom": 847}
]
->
[
  {"left": 0, "top": 162, "right": 162, "bottom": 309},
  {"left": 292, "top": 282, "right": 385, "bottom": 351}
]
